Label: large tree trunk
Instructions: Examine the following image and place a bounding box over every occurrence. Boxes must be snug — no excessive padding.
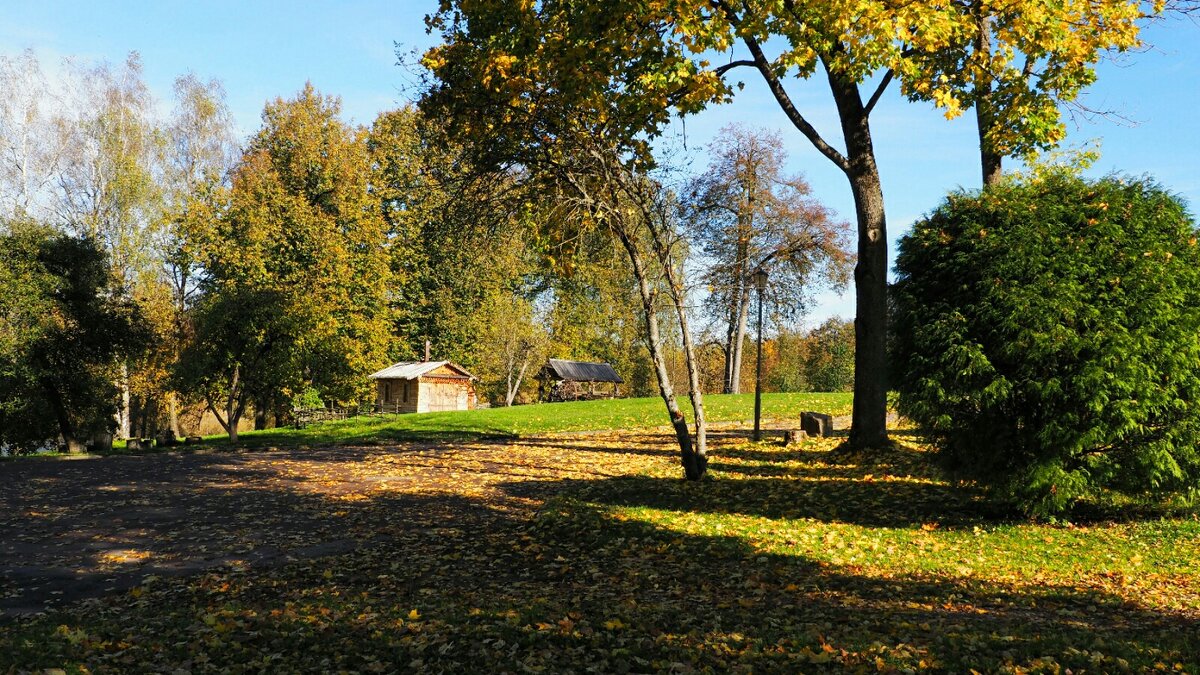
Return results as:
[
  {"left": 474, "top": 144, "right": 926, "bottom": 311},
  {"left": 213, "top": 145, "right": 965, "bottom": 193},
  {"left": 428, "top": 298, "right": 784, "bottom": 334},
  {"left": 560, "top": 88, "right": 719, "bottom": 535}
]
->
[{"left": 826, "top": 65, "right": 890, "bottom": 450}]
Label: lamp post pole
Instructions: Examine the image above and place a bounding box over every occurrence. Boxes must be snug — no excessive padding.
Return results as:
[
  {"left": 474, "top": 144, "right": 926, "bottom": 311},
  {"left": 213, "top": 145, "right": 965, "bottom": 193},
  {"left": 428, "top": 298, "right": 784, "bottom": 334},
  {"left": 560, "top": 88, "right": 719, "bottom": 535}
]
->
[{"left": 752, "top": 267, "right": 769, "bottom": 442}]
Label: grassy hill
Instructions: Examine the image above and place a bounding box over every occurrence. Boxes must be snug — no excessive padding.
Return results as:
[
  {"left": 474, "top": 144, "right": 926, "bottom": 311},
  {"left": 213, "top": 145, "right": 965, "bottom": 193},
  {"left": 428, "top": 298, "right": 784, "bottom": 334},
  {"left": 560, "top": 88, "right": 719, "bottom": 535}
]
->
[{"left": 214, "top": 391, "right": 854, "bottom": 449}]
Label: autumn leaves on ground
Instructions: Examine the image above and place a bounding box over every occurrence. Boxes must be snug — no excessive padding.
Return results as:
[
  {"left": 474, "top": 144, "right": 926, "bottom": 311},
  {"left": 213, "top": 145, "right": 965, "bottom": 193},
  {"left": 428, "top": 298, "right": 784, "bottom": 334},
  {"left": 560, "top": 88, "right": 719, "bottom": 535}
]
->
[{"left": 3, "top": 403, "right": 1199, "bottom": 673}]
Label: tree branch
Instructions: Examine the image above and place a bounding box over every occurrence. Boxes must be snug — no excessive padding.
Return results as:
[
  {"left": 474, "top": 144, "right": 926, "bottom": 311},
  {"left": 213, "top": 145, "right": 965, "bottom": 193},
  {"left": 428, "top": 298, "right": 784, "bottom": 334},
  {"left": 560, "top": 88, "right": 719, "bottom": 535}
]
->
[
  {"left": 712, "top": 1, "right": 851, "bottom": 172},
  {"left": 714, "top": 59, "right": 756, "bottom": 78},
  {"left": 863, "top": 69, "right": 894, "bottom": 117}
]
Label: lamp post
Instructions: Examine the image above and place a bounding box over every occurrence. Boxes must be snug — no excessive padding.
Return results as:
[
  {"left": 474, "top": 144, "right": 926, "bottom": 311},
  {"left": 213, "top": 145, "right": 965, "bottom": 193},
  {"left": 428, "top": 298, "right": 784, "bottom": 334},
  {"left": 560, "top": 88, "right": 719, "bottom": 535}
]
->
[{"left": 752, "top": 266, "right": 769, "bottom": 441}]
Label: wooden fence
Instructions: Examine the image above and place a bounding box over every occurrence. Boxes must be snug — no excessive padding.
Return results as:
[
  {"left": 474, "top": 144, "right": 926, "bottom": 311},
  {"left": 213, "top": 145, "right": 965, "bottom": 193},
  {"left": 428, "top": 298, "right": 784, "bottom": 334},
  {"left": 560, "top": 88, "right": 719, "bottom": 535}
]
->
[{"left": 292, "top": 402, "right": 410, "bottom": 429}]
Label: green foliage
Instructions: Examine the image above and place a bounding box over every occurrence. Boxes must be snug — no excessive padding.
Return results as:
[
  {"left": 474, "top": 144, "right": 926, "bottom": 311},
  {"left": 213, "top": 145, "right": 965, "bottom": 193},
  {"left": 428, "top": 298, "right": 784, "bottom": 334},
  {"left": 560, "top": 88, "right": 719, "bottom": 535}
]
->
[
  {"left": 368, "top": 107, "right": 534, "bottom": 367},
  {"left": 803, "top": 317, "right": 856, "bottom": 393},
  {"left": 290, "top": 386, "right": 324, "bottom": 411},
  {"left": 892, "top": 174, "right": 1200, "bottom": 516},
  {"left": 0, "top": 223, "right": 149, "bottom": 452}
]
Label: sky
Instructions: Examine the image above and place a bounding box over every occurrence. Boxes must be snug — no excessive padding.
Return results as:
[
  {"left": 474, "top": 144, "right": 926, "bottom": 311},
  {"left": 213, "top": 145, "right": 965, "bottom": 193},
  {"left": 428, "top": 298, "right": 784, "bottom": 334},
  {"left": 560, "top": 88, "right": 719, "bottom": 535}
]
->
[{"left": 3, "top": 1, "right": 1198, "bottom": 325}]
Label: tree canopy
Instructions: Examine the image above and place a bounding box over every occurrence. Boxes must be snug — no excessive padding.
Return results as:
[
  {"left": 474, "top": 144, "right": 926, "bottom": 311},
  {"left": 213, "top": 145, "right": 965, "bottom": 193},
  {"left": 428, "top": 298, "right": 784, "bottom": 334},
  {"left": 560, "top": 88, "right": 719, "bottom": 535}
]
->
[{"left": 423, "top": 0, "right": 1169, "bottom": 450}]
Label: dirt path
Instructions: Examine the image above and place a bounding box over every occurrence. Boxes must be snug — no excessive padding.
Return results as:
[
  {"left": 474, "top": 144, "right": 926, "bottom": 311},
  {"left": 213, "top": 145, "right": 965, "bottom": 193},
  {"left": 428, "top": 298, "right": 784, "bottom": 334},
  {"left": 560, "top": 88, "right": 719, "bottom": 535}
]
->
[{"left": 0, "top": 430, "right": 690, "bottom": 619}]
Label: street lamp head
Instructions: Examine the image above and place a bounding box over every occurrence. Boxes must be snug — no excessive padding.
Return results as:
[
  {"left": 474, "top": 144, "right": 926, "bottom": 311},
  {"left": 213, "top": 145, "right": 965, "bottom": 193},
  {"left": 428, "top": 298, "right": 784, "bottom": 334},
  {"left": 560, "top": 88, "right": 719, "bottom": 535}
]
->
[{"left": 752, "top": 266, "right": 769, "bottom": 293}]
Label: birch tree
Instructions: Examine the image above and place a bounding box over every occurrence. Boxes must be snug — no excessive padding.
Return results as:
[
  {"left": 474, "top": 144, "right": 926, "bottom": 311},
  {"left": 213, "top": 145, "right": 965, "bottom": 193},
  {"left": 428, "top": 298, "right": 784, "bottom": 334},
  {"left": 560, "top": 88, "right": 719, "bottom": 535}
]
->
[{"left": 0, "top": 50, "right": 67, "bottom": 220}]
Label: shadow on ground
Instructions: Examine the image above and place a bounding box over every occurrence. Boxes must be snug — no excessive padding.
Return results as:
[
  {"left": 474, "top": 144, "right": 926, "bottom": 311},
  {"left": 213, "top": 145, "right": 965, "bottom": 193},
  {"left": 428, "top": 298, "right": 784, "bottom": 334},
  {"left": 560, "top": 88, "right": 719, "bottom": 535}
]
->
[{"left": 1, "top": 428, "right": 1196, "bottom": 672}]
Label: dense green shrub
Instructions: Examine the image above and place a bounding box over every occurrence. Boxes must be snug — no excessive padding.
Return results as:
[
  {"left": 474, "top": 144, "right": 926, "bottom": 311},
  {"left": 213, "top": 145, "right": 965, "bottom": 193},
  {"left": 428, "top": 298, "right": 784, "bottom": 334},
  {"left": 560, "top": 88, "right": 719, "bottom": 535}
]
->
[{"left": 891, "top": 174, "right": 1200, "bottom": 516}]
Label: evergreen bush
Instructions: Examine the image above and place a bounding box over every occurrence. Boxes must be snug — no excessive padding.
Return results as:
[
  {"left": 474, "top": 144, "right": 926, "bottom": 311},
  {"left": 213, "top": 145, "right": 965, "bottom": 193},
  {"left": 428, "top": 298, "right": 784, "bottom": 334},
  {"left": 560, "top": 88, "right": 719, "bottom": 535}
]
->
[{"left": 892, "top": 174, "right": 1200, "bottom": 516}]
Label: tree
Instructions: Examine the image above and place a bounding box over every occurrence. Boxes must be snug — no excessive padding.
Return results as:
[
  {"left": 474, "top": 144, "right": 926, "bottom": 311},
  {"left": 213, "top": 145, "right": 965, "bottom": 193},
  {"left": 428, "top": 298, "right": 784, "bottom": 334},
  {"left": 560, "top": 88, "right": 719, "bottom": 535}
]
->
[
  {"left": 0, "top": 223, "right": 148, "bottom": 453},
  {"left": 0, "top": 50, "right": 67, "bottom": 219},
  {"left": 49, "top": 53, "right": 164, "bottom": 438},
  {"left": 422, "top": 0, "right": 1166, "bottom": 450},
  {"left": 542, "top": 151, "right": 713, "bottom": 477},
  {"left": 158, "top": 74, "right": 240, "bottom": 437},
  {"left": 180, "top": 85, "right": 391, "bottom": 441},
  {"left": 891, "top": 173, "right": 1200, "bottom": 516},
  {"left": 368, "top": 106, "right": 530, "bottom": 366},
  {"left": 475, "top": 292, "right": 549, "bottom": 406},
  {"left": 683, "top": 124, "right": 851, "bottom": 394},
  {"left": 803, "top": 317, "right": 855, "bottom": 393},
  {"left": 423, "top": 6, "right": 720, "bottom": 479},
  {"left": 899, "top": 0, "right": 1150, "bottom": 185}
]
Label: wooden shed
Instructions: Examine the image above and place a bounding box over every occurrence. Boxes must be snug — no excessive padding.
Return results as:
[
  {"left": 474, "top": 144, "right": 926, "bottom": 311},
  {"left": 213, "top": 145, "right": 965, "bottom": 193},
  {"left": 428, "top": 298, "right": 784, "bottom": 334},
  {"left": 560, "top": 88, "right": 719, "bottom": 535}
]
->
[
  {"left": 538, "top": 359, "right": 624, "bottom": 401},
  {"left": 369, "top": 361, "right": 477, "bottom": 413}
]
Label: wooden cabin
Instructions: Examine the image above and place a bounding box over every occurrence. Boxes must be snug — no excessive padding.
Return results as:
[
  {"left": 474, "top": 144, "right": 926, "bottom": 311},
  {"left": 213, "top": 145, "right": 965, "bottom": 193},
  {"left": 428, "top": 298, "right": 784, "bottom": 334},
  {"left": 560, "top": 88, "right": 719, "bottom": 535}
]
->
[
  {"left": 538, "top": 359, "right": 624, "bottom": 402},
  {"left": 369, "top": 361, "right": 477, "bottom": 413}
]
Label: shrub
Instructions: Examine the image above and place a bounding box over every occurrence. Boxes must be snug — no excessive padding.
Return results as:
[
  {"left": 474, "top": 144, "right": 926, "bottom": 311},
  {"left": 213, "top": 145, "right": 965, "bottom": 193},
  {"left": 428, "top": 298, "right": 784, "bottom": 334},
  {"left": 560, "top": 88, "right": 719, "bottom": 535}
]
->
[{"left": 891, "top": 174, "right": 1200, "bottom": 516}]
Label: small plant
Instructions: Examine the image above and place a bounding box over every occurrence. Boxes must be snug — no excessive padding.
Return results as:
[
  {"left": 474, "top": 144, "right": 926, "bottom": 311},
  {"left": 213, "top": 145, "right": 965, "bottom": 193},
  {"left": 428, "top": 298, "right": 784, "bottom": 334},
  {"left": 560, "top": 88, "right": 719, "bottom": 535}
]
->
[
  {"left": 891, "top": 173, "right": 1200, "bottom": 516},
  {"left": 290, "top": 387, "right": 324, "bottom": 411}
]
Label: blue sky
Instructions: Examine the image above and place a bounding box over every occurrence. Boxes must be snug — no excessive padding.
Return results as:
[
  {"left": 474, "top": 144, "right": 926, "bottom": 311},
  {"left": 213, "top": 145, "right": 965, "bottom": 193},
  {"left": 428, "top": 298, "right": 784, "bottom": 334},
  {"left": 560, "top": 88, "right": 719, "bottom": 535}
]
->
[{"left": 3, "top": 1, "right": 1198, "bottom": 324}]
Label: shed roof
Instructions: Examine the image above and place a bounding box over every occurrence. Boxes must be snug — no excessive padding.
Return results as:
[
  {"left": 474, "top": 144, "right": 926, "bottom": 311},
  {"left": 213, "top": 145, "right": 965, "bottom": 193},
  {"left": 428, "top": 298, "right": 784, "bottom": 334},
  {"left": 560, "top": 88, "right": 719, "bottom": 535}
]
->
[
  {"left": 368, "top": 361, "right": 476, "bottom": 381},
  {"left": 544, "top": 359, "right": 624, "bottom": 384}
]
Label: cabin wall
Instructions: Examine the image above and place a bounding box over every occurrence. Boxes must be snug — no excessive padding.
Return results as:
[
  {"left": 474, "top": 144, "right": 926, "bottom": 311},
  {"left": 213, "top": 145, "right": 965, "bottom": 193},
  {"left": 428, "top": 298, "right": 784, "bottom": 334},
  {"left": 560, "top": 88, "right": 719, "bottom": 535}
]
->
[
  {"left": 417, "top": 377, "right": 476, "bottom": 413},
  {"left": 377, "top": 378, "right": 419, "bottom": 414}
]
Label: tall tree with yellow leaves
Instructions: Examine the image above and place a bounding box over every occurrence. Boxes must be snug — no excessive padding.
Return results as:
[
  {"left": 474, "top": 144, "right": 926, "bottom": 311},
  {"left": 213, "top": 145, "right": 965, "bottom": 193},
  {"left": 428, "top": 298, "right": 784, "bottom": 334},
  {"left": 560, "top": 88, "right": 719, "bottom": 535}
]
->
[{"left": 180, "top": 84, "right": 391, "bottom": 441}]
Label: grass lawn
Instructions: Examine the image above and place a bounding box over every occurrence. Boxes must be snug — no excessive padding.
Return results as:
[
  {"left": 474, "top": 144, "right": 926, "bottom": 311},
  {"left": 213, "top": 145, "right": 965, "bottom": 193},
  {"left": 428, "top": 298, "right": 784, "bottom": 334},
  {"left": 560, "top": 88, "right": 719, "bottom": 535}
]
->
[
  {"left": 2, "top": 420, "right": 1197, "bottom": 672},
  {"left": 180, "top": 391, "right": 854, "bottom": 450}
]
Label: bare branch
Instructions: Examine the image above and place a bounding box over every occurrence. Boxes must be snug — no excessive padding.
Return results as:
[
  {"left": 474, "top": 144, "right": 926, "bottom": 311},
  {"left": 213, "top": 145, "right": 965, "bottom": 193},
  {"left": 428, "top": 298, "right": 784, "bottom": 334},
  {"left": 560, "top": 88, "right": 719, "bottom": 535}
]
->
[
  {"left": 712, "top": 1, "right": 851, "bottom": 172},
  {"left": 863, "top": 69, "right": 894, "bottom": 117},
  {"left": 714, "top": 59, "right": 756, "bottom": 78}
]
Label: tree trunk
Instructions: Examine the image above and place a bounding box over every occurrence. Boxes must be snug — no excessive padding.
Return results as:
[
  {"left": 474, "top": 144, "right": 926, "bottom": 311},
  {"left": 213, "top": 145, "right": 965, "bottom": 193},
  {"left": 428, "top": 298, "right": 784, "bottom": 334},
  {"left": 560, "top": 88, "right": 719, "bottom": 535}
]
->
[
  {"left": 673, "top": 287, "right": 708, "bottom": 462},
  {"left": 975, "top": 14, "right": 1003, "bottom": 187},
  {"left": 168, "top": 391, "right": 181, "bottom": 438},
  {"left": 723, "top": 308, "right": 737, "bottom": 393},
  {"left": 254, "top": 394, "right": 268, "bottom": 430},
  {"left": 826, "top": 64, "right": 890, "bottom": 450},
  {"left": 613, "top": 224, "right": 705, "bottom": 480},
  {"left": 42, "top": 377, "right": 83, "bottom": 454},
  {"left": 227, "top": 364, "right": 240, "bottom": 444},
  {"left": 118, "top": 360, "right": 131, "bottom": 439},
  {"left": 505, "top": 356, "right": 530, "bottom": 407},
  {"left": 730, "top": 283, "right": 751, "bottom": 393},
  {"left": 724, "top": 213, "right": 753, "bottom": 394}
]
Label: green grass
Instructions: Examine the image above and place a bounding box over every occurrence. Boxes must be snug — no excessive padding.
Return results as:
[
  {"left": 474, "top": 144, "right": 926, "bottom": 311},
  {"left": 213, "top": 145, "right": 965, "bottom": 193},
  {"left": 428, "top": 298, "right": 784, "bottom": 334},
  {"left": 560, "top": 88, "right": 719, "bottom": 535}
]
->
[
  {"left": 195, "top": 391, "right": 854, "bottom": 449},
  {"left": 0, "top": 393, "right": 852, "bottom": 459},
  {"left": 530, "top": 441, "right": 1200, "bottom": 671}
]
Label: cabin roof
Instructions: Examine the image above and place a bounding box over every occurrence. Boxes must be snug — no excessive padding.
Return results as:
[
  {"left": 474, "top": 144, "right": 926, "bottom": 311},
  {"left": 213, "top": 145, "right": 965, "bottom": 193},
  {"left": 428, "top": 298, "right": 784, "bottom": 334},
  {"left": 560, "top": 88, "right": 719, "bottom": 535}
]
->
[
  {"left": 543, "top": 359, "right": 624, "bottom": 384},
  {"left": 368, "top": 361, "right": 476, "bottom": 381}
]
